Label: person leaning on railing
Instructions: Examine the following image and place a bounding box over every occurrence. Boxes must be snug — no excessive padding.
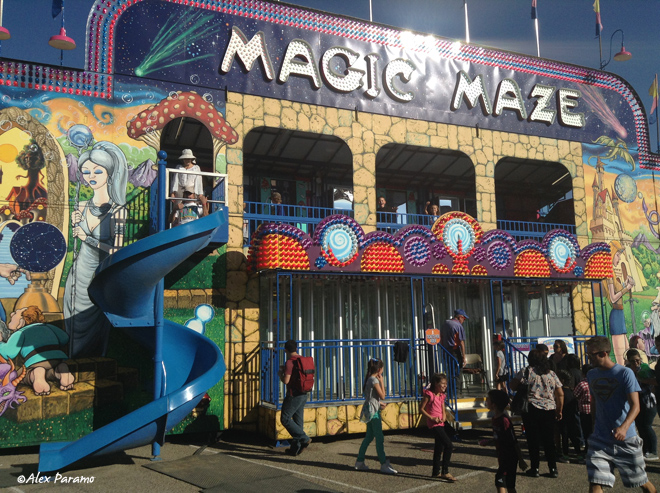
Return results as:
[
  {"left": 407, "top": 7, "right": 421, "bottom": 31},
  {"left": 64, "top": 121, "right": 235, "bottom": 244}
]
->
[{"left": 169, "top": 185, "right": 208, "bottom": 227}]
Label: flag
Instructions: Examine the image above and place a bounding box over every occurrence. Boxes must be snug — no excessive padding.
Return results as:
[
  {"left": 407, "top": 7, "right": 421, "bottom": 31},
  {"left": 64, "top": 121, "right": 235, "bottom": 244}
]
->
[
  {"left": 52, "top": 0, "right": 63, "bottom": 18},
  {"left": 650, "top": 75, "right": 658, "bottom": 125},
  {"left": 593, "top": 0, "right": 603, "bottom": 37},
  {"left": 531, "top": 0, "right": 537, "bottom": 20}
]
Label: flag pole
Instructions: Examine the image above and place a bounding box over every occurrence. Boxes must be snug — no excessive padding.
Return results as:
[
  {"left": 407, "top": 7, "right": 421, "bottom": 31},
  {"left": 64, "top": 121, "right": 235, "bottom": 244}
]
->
[
  {"left": 369, "top": 0, "right": 372, "bottom": 22},
  {"left": 464, "top": 0, "right": 470, "bottom": 44},
  {"left": 534, "top": 18, "right": 540, "bottom": 57},
  {"left": 598, "top": 33, "right": 603, "bottom": 69},
  {"left": 656, "top": 74, "right": 659, "bottom": 153}
]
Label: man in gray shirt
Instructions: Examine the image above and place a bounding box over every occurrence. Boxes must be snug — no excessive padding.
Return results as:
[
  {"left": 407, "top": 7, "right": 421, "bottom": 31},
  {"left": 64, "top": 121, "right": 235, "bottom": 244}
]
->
[{"left": 440, "top": 309, "right": 468, "bottom": 368}]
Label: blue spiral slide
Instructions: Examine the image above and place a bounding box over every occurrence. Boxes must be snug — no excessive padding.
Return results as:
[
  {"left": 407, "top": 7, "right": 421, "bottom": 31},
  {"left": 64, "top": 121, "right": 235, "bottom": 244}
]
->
[{"left": 38, "top": 209, "right": 228, "bottom": 472}]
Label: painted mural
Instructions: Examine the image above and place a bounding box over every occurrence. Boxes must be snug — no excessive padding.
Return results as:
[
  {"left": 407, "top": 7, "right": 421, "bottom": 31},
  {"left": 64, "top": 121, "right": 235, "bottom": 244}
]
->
[
  {"left": 0, "top": 79, "right": 228, "bottom": 446},
  {"left": 584, "top": 136, "right": 660, "bottom": 365}
]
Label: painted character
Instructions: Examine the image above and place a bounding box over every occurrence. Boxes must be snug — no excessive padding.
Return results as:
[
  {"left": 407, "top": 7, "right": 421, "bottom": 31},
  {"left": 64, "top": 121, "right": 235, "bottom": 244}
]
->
[
  {"left": 64, "top": 141, "right": 128, "bottom": 357},
  {"left": 606, "top": 240, "right": 634, "bottom": 365},
  {"left": 0, "top": 306, "right": 74, "bottom": 396},
  {"left": 0, "top": 354, "right": 26, "bottom": 416},
  {"left": 5, "top": 139, "right": 48, "bottom": 216}
]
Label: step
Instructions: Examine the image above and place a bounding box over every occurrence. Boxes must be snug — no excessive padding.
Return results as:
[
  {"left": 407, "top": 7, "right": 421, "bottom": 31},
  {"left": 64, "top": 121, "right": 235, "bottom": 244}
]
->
[
  {"left": 457, "top": 414, "right": 522, "bottom": 430},
  {"left": 456, "top": 396, "right": 487, "bottom": 410}
]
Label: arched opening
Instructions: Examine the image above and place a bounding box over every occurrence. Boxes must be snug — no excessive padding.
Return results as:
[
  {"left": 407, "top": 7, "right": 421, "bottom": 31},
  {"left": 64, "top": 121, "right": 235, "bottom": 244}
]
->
[
  {"left": 243, "top": 127, "right": 353, "bottom": 242},
  {"left": 160, "top": 117, "right": 215, "bottom": 195},
  {"left": 375, "top": 144, "right": 476, "bottom": 230},
  {"left": 495, "top": 157, "right": 575, "bottom": 239},
  {"left": 494, "top": 158, "right": 577, "bottom": 340}
]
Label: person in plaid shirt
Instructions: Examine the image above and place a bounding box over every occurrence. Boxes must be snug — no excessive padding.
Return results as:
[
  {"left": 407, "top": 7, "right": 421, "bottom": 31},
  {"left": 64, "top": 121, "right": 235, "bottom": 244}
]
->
[{"left": 573, "top": 363, "right": 592, "bottom": 453}]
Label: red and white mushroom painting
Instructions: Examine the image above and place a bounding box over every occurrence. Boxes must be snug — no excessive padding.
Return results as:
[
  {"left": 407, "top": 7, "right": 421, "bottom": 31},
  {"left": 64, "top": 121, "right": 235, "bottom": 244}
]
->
[{"left": 126, "top": 91, "right": 239, "bottom": 161}]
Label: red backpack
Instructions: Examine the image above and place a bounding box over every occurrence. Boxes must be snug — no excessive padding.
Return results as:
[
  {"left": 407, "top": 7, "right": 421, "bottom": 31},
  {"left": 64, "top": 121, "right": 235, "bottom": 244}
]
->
[{"left": 291, "top": 356, "right": 315, "bottom": 394}]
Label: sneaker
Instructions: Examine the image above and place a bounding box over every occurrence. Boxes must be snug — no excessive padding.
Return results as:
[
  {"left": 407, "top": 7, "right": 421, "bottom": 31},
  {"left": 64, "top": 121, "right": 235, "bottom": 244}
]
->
[
  {"left": 526, "top": 468, "right": 539, "bottom": 478},
  {"left": 355, "top": 460, "right": 369, "bottom": 471},
  {"left": 297, "top": 438, "right": 312, "bottom": 455},
  {"left": 380, "top": 460, "right": 398, "bottom": 475},
  {"left": 549, "top": 468, "right": 559, "bottom": 478},
  {"left": 644, "top": 453, "right": 659, "bottom": 462}
]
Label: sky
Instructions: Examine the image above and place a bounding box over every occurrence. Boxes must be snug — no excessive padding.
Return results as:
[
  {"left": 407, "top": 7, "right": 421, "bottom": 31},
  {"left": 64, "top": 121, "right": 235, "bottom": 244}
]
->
[{"left": 1, "top": 0, "right": 659, "bottom": 150}]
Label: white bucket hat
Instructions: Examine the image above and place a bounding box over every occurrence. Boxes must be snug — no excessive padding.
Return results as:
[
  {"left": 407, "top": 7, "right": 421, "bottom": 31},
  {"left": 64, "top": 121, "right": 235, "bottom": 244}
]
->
[{"left": 178, "top": 149, "right": 197, "bottom": 161}]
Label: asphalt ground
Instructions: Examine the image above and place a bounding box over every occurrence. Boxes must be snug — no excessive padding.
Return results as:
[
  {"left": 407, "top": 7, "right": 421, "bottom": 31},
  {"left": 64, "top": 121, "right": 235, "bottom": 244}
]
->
[{"left": 1, "top": 419, "right": 660, "bottom": 492}]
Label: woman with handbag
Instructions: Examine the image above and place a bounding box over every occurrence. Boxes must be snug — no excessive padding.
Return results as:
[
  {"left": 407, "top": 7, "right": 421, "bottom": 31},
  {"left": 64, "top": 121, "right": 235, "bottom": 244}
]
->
[{"left": 511, "top": 349, "right": 564, "bottom": 479}]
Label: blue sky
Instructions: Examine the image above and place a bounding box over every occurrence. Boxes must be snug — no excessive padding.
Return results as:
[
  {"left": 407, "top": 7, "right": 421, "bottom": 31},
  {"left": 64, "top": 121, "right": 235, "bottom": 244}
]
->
[{"left": 2, "top": 0, "right": 659, "bottom": 150}]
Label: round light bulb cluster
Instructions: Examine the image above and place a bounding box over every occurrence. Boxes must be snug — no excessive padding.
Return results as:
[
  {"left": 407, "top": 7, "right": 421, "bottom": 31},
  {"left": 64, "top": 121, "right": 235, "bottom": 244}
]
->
[
  {"left": 514, "top": 250, "right": 551, "bottom": 277},
  {"left": 361, "top": 243, "right": 404, "bottom": 273}
]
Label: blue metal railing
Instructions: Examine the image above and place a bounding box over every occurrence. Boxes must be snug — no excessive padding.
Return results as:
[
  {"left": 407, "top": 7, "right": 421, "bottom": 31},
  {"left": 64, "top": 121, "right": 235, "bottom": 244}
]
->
[
  {"left": 503, "top": 339, "right": 529, "bottom": 390},
  {"left": 506, "top": 335, "right": 591, "bottom": 370},
  {"left": 260, "top": 338, "right": 465, "bottom": 425},
  {"left": 243, "top": 209, "right": 576, "bottom": 243},
  {"left": 426, "top": 343, "right": 460, "bottom": 421},
  {"left": 496, "top": 220, "right": 576, "bottom": 241},
  {"left": 260, "top": 338, "right": 417, "bottom": 407},
  {"left": 376, "top": 211, "right": 438, "bottom": 234},
  {"left": 244, "top": 202, "right": 353, "bottom": 245}
]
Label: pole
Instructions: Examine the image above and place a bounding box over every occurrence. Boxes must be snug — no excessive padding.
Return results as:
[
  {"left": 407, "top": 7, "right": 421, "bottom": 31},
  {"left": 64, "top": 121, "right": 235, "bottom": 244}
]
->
[
  {"left": 152, "top": 150, "right": 168, "bottom": 460},
  {"left": 464, "top": 0, "right": 470, "bottom": 44},
  {"left": 534, "top": 18, "right": 540, "bottom": 57},
  {"left": 598, "top": 33, "right": 603, "bottom": 69},
  {"left": 369, "top": 0, "right": 372, "bottom": 22},
  {"left": 656, "top": 75, "right": 659, "bottom": 152}
]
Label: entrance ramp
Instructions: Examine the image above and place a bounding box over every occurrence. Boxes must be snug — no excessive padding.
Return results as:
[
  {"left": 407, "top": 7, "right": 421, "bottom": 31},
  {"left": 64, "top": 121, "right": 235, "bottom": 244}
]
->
[{"left": 39, "top": 211, "right": 228, "bottom": 472}]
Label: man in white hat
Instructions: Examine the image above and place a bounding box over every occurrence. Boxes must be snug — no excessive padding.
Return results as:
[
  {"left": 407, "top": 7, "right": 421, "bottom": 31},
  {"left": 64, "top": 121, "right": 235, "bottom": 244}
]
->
[{"left": 170, "top": 149, "right": 203, "bottom": 198}]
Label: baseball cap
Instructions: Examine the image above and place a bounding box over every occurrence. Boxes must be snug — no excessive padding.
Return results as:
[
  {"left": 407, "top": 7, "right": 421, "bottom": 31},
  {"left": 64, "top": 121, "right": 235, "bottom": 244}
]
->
[{"left": 454, "top": 309, "right": 468, "bottom": 319}]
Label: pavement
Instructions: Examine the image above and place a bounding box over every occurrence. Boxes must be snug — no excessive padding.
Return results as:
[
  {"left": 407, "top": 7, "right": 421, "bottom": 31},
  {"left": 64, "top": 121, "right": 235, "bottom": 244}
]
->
[{"left": 1, "top": 422, "right": 660, "bottom": 492}]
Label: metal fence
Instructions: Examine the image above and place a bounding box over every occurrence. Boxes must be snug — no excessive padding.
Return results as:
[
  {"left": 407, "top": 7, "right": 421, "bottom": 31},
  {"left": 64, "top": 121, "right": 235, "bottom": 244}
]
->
[
  {"left": 260, "top": 338, "right": 463, "bottom": 423},
  {"left": 505, "top": 334, "right": 592, "bottom": 375},
  {"left": 123, "top": 187, "right": 151, "bottom": 245},
  {"left": 496, "top": 220, "right": 576, "bottom": 241},
  {"left": 243, "top": 202, "right": 354, "bottom": 245},
  {"left": 376, "top": 211, "right": 437, "bottom": 235},
  {"left": 243, "top": 209, "right": 576, "bottom": 243}
]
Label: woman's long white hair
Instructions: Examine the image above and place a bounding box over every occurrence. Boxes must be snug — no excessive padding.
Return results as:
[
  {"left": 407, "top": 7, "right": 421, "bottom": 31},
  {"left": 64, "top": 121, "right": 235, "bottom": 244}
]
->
[{"left": 78, "top": 141, "right": 128, "bottom": 206}]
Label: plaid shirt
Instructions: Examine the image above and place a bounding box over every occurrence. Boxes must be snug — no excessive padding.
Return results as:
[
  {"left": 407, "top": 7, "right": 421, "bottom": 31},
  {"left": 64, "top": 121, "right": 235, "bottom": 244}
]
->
[{"left": 573, "top": 379, "right": 591, "bottom": 414}]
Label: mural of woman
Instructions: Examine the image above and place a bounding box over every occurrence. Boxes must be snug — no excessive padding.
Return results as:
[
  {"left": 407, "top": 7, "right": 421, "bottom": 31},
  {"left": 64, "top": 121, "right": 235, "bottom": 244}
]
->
[
  {"left": 606, "top": 240, "right": 635, "bottom": 365},
  {"left": 64, "top": 142, "right": 128, "bottom": 357}
]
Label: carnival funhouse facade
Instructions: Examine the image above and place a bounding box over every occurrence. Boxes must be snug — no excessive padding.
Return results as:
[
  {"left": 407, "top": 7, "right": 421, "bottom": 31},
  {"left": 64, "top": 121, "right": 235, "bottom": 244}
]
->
[{"left": 0, "top": 0, "right": 658, "bottom": 449}]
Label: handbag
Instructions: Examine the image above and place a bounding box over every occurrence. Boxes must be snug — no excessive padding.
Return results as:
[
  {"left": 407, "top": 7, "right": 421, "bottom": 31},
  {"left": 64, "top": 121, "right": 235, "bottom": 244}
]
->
[{"left": 511, "top": 367, "right": 530, "bottom": 415}]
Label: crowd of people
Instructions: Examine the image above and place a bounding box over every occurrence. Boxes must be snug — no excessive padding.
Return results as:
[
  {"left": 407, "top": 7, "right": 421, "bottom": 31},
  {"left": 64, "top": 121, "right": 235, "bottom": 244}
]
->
[{"left": 278, "top": 333, "right": 659, "bottom": 492}]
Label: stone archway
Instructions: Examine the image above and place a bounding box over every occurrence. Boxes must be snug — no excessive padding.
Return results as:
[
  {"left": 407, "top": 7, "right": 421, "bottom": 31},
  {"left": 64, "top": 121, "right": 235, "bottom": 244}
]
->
[{"left": 0, "top": 106, "right": 68, "bottom": 296}]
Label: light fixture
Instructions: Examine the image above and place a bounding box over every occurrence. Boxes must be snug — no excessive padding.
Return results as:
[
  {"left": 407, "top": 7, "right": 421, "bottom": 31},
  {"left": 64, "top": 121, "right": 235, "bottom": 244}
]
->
[
  {"left": 600, "top": 29, "right": 632, "bottom": 70},
  {"left": 49, "top": 27, "right": 76, "bottom": 50},
  {"left": 0, "top": 0, "right": 10, "bottom": 41},
  {"left": 613, "top": 45, "right": 632, "bottom": 62},
  {"left": 49, "top": 0, "right": 76, "bottom": 59}
]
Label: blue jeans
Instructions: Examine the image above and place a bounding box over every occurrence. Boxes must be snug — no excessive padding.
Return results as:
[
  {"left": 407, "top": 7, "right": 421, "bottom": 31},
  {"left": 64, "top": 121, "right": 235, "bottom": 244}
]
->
[
  {"left": 357, "top": 413, "right": 387, "bottom": 464},
  {"left": 280, "top": 393, "right": 309, "bottom": 452}
]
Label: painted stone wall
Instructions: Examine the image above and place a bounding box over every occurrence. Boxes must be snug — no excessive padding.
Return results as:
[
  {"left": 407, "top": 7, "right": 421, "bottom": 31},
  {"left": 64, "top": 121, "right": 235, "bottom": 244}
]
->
[
  {"left": 222, "top": 92, "right": 593, "bottom": 432},
  {"left": 258, "top": 401, "right": 422, "bottom": 441}
]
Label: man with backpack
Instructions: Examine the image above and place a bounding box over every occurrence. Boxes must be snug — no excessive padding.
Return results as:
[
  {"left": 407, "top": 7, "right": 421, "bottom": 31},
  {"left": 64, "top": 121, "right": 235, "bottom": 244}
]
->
[{"left": 279, "top": 339, "right": 314, "bottom": 456}]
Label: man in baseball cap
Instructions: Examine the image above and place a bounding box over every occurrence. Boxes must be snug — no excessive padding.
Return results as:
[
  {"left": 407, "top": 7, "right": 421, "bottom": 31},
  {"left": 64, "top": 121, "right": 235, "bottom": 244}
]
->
[{"left": 440, "top": 309, "right": 468, "bottom": 368}]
